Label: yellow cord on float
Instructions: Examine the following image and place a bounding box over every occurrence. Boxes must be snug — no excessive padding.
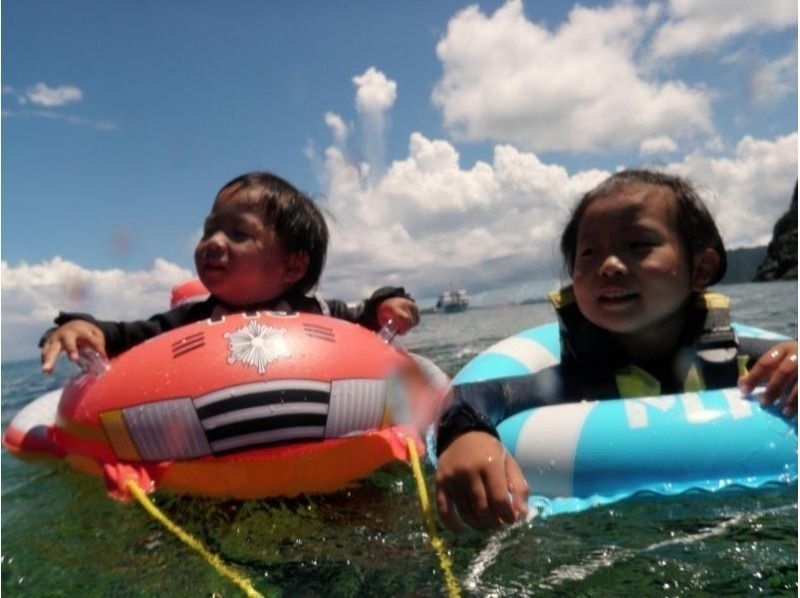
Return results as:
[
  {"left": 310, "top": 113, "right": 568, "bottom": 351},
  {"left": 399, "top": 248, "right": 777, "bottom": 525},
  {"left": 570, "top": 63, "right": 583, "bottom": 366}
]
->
[
  {"left": 125, "top": 479, "right": 264, "bottom": 598},
  {"left": 405, "top": 437, "right": 461, "bottom": 598}
]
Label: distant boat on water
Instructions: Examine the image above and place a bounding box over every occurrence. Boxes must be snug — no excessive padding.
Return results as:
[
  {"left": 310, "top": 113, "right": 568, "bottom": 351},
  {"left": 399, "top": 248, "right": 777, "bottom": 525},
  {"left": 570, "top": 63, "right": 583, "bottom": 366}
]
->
[{"left": 436, "top": 288, "right": 469, "bottom": 313}]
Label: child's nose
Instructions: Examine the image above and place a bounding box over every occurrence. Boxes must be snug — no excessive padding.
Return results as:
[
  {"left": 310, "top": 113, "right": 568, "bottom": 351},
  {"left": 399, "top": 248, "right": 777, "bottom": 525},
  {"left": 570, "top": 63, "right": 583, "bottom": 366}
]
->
[
  {"left": 203, "top": 231, "right": 227, "bottom": 253},
  {"left": 599, "top": 254, "right": 627, "bottom": 276}
]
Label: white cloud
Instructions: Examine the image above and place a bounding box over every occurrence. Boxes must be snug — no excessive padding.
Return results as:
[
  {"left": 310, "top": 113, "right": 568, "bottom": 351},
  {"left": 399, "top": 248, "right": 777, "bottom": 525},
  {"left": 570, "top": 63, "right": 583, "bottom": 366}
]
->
[
  {"left": 352, "top": 67, "right": 398, "bottom": 179},
  {"left": 308, "top": 65, "right": 796, "bottom": 312},
  {"left": 666, "top": 132, "right": 798, "bottom": 247},
  {"left": 318, "top": 130, "right": 608, "bottom": 302},
  {"left": 353, "top": 67, "right": 397, "bottom": 114},
  {"left": 650, "top": 0, "right": 797, "bottom": 60},
  {"left": 1, "top": 108, "right": 116, "bottom": 131},
  {"left": 640, "top": 135, "right": 678, "bottom": 155},
  {"left": 316, "top": 131, "right": 796, "bottom": 308},
  {"left": 432, "top": 0, "right": 713, "bottom": 152},
  {"left": 2, "top": 82, "right": 115, "bottom": 129},
  {"left": 750, "top": 49, "right": 798, "bottom": 107},
  {"left": 1, "top": 257, "right": 193, "bottom": 362},
  {"left": 25, "top": 83, "right": 83, "bottom": 107},
  {"left": 324, "top": 111, "right": 350, "bottom": 147}
]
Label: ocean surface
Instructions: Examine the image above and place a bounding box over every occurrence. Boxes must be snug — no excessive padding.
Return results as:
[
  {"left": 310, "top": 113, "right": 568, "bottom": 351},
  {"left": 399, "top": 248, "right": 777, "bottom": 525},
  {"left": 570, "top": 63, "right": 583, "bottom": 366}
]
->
[{"left": 2, "top": 280, "right": 797, "bottom": 596}]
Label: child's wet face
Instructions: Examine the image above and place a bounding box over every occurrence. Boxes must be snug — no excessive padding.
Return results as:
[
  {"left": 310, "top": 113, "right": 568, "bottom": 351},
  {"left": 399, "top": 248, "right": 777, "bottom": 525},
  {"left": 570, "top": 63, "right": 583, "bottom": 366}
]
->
[
  {"left": 571, "top": 183, "right": 693, "bottom": 339},
  {"left": 194, "top": 188, "right": 294, "bottom": 307}
]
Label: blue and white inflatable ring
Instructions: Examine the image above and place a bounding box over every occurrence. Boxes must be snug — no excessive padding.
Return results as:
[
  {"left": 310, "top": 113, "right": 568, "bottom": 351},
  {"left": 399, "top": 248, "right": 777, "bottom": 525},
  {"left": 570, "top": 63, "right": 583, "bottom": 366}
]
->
[{"left": 450, "top": 322, "right": 797, "bottom": 516}]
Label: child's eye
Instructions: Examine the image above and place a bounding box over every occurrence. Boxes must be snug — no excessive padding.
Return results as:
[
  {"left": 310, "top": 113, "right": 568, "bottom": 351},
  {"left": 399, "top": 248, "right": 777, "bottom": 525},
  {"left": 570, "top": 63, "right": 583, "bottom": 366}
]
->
[
  {"left": 228, "top": 229, "right": 252, "bottom": 242},
  {"left": 577, "top": 247, "right": 595, "bottom": 259},
  {"left": 629, "top": 240, "right": 657, "bottom": 251}
]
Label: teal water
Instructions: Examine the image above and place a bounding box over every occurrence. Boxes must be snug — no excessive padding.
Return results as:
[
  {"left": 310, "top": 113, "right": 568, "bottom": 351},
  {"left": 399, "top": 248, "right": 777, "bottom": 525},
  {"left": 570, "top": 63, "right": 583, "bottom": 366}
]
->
[{"left": 2, "top": 281, "right": 797, "bottom": 596}]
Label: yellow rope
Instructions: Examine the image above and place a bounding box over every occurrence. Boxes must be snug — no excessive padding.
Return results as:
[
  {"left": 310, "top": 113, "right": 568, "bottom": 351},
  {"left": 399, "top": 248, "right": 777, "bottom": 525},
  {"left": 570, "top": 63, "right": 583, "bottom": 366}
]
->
[
  {"left": 125, "top": 479, "right": 264, "bottom": 598},
  {"left": 405, "top": 438, "right": 461, "bottom": 598}
]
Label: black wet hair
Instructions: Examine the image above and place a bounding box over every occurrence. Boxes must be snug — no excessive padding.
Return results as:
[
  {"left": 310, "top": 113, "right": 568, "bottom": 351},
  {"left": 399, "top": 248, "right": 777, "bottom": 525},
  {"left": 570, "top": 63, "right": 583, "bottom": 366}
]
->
[
  {"left": 215, "top": 171, "right": 328, "bottom": 295},
  {"left": 560, "top": 169, "right": 727, "bottom": 285}
]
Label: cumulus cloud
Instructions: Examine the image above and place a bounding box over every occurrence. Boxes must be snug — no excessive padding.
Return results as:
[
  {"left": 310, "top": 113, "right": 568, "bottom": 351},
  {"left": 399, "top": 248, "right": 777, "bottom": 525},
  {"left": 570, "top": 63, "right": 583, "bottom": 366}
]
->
[
  {"left": 750, "top": 49, "right": 798, "bottom": 107},
  {"left": 1, "top": 258, "right": 193, "bottom": 361},
  {"left": 353, "top": 67, "right": 397, "bottom": 114},
  {"left": 640, "top": 135, "right": 678, "bottom": 155},
  {"left": 304, "top": 62, "right": 797, "bottom": 312},
  {"left": 324, "top": 111, "right": 350, "bottom": 147},
  {"left": 25, "top": 83, "right": 83, "bottom": 107},
  {"left": 317, "top": 128, "right": 608, "bottom": 303},
  {"left": 432, "top": 0, "right": 713, "bottom": 152},
  {"left": 650, "top": 0, "right": 797, "bottom": 60},
  {"left": 666, "top": 132, "right": 798, "bottom": 247},
  {"left": 352, "top": 67, "right": 397, "bottom": 179},
  {"left": 317, "top": 127, "right": 796, "bottom": 307}
]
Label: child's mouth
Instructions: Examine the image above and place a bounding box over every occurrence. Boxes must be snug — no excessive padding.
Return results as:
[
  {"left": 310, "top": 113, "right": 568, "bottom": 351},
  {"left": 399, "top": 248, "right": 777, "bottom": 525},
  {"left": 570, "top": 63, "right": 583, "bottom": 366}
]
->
[
  {"left": 201, "top": 262, "right": 226, "bottom": 277},
  {"left": 598, "top": 290, "right": 638, "bottom": 305}
]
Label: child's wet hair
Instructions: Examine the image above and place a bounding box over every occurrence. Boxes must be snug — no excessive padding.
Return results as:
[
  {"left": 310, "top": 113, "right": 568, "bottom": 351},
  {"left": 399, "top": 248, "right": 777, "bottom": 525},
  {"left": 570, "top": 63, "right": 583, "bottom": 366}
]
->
[
  {"left": 216, "top": 171, "right": 328, "bottom": 294},
  {"left": 560, "top": 169, "right": 727, "bottom": 285}
]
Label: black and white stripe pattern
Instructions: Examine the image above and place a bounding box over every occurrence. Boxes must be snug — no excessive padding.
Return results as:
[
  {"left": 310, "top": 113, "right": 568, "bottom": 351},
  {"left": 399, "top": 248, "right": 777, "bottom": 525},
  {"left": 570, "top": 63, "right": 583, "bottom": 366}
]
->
[
  {"left": 194, "top": 380, "right": 332, "bottom": 453},
  {"left": 110, "top": 378, "right": 391, "bottom": 459}
]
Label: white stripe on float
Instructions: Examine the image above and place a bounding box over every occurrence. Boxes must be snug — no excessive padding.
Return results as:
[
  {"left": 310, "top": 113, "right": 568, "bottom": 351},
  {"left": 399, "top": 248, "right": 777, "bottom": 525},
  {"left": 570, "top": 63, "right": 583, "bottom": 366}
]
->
[
  {"left": 194, "top": 379, "right": 331, "bottom": 408},
  {"left": 513, "top": 401, "right": 596, "bottom": 498},
  {"left": 201, "top": 402, "right": 329, "bottom": 430},
  {"left": 8, "top": 388, "right": 61, "bottom": 433},
  {"left": 325, "top": 379, "right": 387, "bottom": 437},
  {"left": 485, "top": 336, "right": 558, "bottom": 373}
]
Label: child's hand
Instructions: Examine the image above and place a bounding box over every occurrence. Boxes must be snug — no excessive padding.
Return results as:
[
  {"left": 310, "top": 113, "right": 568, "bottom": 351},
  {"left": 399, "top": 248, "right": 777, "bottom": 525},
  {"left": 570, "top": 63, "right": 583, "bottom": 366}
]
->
[
  {"left": 41, "top": 320, "right": 108, "bottom": 374},
  {"left": 435, "top": 431, "right": 529, "bottom": 532},
  {"left": 377, "top": 297, "right": 420, "bottom": 335},
  {"left": 739, "top": 341, "right": 798, "bottom": 416}
]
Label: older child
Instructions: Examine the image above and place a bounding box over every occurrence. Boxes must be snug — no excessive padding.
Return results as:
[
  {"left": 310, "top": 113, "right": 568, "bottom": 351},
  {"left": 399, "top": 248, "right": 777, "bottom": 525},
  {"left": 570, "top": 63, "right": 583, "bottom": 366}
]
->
[
  {"left": 435, "top": 169, "right": 798, "bottom": 532},
  {"left": 41, "top": 171, "right": 420, "bottom": 371}
]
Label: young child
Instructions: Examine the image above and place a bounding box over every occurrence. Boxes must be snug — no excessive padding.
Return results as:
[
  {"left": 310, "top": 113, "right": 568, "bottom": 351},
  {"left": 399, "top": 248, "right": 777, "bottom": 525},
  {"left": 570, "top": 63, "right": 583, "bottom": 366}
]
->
[
  {"left": 41, "top": 171, "right": 420, "bottom": 371},
  {"left": 435, "top": 169, "right": 798, "bottom": 532}
]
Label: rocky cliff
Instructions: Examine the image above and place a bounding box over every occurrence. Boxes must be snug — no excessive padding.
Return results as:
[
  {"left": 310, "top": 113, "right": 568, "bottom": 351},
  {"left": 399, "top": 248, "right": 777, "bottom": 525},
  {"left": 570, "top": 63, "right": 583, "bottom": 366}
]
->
[{"left": 754, "top": 183, "right": 797, "bottom": 281}]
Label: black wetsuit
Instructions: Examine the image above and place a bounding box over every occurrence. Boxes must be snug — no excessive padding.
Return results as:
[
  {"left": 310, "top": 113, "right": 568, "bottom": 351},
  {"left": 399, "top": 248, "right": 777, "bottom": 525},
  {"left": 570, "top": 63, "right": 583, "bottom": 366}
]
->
[{"left": 40, "top": 286, "right": 411, "bottom": 358}]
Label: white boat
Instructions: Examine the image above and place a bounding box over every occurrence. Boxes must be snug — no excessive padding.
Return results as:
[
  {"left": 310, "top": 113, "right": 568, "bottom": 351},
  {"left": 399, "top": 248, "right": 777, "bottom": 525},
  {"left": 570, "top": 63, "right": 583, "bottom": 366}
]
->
[{"left": 436, "top": 288, "right": 469, "bottom": 313}]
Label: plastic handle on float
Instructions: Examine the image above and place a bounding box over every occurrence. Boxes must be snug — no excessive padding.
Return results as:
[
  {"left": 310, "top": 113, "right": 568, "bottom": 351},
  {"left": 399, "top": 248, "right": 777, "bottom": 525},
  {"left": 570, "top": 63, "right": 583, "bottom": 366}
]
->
[
  {"left": 378, "top": 319, "right": 399, "bottom": 344},
  {"left": 75, "top": 347, "right": 111, "bottom": 377}
]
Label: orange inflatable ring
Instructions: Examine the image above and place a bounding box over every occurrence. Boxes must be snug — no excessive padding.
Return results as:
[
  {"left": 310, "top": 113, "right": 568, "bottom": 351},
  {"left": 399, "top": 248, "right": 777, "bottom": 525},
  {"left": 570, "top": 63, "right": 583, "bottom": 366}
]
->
[
  {"left": 170, "top": 278, "right": 210, "bottom": 308},
  {"left": 4, "top": 310, "right": 447, "bottom": 501}
]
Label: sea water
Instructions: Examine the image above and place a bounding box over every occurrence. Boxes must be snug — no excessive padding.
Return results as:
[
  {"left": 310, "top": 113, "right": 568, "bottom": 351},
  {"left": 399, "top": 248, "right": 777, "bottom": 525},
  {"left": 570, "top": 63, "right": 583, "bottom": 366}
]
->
[{"left": 2, "top": 281, "right": 797, "bottom": 596}]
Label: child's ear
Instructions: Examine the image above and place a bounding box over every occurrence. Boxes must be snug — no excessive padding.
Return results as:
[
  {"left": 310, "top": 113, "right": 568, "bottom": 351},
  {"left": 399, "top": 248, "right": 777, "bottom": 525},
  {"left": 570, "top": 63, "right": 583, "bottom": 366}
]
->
[
  {"left": 690, "top": 248, "right": 720, "bottom": 291},
  {"left": 283, "top": 251, "right": 310, "bottom": 284}
]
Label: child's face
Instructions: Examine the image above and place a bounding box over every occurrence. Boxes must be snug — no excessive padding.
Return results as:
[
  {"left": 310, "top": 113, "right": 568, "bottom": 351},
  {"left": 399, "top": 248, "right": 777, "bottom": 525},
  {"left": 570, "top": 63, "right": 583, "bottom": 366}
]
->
[
  {"left": 194, "top": 188, "right": 301, "bottom": 307},
  {"left": 571, "top": 183, "right": 698, "bottom": 340}
]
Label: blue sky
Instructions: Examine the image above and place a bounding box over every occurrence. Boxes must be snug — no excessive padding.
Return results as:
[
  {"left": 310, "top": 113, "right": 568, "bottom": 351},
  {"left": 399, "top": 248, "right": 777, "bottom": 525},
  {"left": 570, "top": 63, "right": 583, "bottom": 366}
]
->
[{"left": 2, "top": 0, "right": 797, "bottom": 360}]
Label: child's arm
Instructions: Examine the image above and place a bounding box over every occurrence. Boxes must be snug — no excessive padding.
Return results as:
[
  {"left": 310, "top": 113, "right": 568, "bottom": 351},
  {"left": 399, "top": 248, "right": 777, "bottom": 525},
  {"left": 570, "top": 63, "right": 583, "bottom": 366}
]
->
[
  {"left": 435, "top": 431, "right": 529, "bottom": 532},
  {"left": 324, "top": 286, "right": 419, "bottom": 333},
  {"left": 738, "top": 340, "right": 798, "bottom": 416},
  {"left": 38, "top": 302, "right": 205, "bottom": 372},
  {"left": 376, "top": 296, "right": 419, "bottom": 334},
  {"left": 40, "top": 319, "right": 107, "bottom": 374}
]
